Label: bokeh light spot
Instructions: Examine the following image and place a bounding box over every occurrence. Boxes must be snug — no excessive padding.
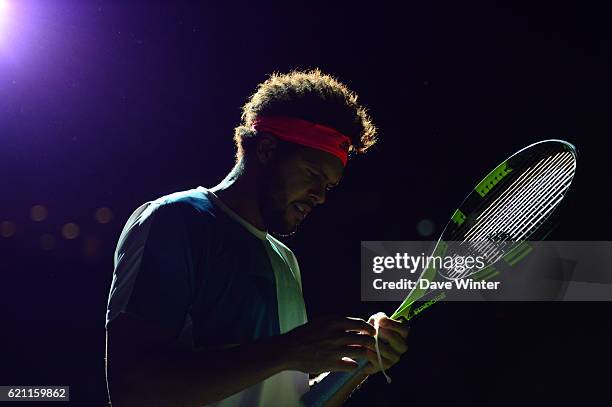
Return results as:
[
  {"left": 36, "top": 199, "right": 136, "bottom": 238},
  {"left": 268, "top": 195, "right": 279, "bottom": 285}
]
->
[
  {"left": 0, "top": 1, "right": 8, "bottom": 25},
  {"left": 40, "top": 233, "right": 56, "bottom": 250},
  {"left": 95, "top": 207, "right": 113, "bottom": 224},
  {"left": 30, "top": 205, "right": 48, "bottom": 222},
  {"left": 416, "top": 219, "right": 435, "bottom": 237},
  {"left": 1, "top": 220, "right": 16, "bottom": 237},
  {"left": 61, "top": 222, "right": 80, "bottom": 239},
  {"left": 0, "top": 0, "right": 16, "bottom": 54}
]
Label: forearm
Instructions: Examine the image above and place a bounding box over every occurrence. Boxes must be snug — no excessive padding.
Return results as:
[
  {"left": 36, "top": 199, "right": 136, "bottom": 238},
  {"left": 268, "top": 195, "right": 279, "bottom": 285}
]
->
[
  {"left": 303, "top": 371, "right": 369, "bottom": 407},
  {"left": 323, "top": 373, "right": 369, "bottom": 407},
  {"left": 110, "top": 334, "right": 292, "bottom": 406}
]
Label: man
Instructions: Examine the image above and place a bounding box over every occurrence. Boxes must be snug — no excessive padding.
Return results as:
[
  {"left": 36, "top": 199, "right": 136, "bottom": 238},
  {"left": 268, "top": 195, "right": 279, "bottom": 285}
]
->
[{"left": 105, "top": 69, "right": 409, "bottom": 406}]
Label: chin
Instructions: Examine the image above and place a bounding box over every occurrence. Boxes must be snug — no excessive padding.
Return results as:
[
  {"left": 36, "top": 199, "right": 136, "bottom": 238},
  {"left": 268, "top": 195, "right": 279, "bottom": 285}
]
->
[
  {"left": 270, "top": 213, "right": 300, "bottom": 237},
  {"left": 281, "top": 220, "right": 300, "bottom": 236},
  {"left": 271, "top": 225, "right": 298, "bottom": 237}
]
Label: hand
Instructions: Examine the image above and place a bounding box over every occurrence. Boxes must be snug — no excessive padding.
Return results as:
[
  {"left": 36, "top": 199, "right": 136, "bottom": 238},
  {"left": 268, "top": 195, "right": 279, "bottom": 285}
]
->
[
  {"left": 362, "top": 312, "right": 410, "bottom": 375},
  {"left": 281, "top": 316, "right": 377, "bottom": 374}
]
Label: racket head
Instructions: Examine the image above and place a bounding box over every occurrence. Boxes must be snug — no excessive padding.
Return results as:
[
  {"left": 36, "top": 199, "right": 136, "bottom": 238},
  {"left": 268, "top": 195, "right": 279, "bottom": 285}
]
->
[
  {"left": 392, "top": 139, "right": 578, "bottom": 320},
  {"left": 442, "top": 139, "right": 577, "bottom": 244}
]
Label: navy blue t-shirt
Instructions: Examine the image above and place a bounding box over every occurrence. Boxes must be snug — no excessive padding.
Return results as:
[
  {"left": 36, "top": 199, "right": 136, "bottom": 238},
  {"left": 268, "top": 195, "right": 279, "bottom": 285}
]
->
[{"left": 106, "top": 187, "right": 283, "bottom": 348}]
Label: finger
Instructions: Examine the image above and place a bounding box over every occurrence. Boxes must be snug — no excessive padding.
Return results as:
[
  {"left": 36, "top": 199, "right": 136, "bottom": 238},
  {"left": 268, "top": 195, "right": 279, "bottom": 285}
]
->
[
  {"left": 337, "top": 332, "right": 376, "bottom": 350},
  {"left": 371, "top": 334, "right": 402, "bottom": 363},
  {"left": 338, "top": 345, "right": 370, "bottom": 361},
  {"left": 379, "top": 317, "right": 410, "bottom": 338},
  {"left": 368, "top": 312, "right": 387, "bottom": 326},
  {"left": 377, "top": 327, "right": 409, "bottom": 354},
  {"left": 330, "top": 358, "right": 359, "bottom": 372},
  {"left": 333, "top": 317, "right": 376, "bottom": 336},
  {"left": 363, "top": 348, "right": 381, "bottom": 367},
  {"left": 362, "top": 350, "right": 396, "bottom": 374},
  {"left": 381, "top": 353, "right": 398, "bottom": 370},
  {"left": 362, "top": 361, "right": 379, "bottom": 375}
]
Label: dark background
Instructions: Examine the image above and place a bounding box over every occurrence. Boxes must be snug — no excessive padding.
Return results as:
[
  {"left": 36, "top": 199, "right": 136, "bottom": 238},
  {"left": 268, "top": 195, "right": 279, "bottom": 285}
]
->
[{"left": 1, "top": 1, "right": 611, "bottom": 405}]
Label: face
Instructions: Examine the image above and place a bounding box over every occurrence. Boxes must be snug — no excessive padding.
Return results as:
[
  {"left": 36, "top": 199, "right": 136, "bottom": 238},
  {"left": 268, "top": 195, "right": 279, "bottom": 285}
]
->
[{"left": 256, "top": 143, "right": 345, "bottom": 236}]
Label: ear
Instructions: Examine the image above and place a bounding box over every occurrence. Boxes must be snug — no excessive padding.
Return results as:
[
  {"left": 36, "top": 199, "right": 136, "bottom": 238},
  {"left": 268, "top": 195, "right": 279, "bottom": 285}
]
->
[{"left": 256, "top": 133, "right": 278, "bottom": 164}]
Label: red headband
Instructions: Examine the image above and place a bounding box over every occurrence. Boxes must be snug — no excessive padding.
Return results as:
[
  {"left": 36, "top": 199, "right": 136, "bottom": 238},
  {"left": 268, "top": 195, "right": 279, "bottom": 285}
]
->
[{"left": 251, "top": 116, "right": 352, "bottom": 166}]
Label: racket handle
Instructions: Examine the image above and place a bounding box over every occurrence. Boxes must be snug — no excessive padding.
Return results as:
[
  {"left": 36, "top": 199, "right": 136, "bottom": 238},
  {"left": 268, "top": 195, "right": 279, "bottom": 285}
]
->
[{"left": 301, "top": 359, "right": 369, "bottom": 407}]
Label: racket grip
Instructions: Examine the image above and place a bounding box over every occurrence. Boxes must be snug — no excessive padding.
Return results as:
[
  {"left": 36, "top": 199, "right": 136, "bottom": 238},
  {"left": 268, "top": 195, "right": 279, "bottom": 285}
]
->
[{"left": 301, "top": 359, "right": 369, "bottom": 407}]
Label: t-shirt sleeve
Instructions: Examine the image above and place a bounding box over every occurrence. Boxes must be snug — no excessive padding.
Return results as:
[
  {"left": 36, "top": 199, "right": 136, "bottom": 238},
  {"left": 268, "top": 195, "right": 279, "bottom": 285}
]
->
[{"left": 106, "top": 201, "right": 198, "bottom": 335}]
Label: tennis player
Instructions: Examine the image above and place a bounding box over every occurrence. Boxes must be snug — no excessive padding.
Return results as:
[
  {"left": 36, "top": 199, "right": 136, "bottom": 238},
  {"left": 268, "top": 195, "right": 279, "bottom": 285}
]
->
[{"left": 105, "top": 70, "right": 409, "bottom": 406}]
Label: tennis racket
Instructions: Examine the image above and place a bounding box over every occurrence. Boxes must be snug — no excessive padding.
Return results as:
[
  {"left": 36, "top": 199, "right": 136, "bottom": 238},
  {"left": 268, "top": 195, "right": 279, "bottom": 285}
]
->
[{"left": 302, "top": 139, "right": 578, "bottom": 406}]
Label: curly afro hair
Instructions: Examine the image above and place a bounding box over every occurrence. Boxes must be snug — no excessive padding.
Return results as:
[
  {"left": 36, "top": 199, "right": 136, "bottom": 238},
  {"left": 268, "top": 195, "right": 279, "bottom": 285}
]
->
[{"left": 234, "top": 69, "right": 378, "bottom": 163}]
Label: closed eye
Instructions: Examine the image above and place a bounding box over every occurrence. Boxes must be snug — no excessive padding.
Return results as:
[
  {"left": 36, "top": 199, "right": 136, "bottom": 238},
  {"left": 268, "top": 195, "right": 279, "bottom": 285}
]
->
[
  {"left": 307, "top": 167, "right": 323, "bottom": 180},
  {"left": 307, "top": 166, "right": 338, "bottom": 191}
]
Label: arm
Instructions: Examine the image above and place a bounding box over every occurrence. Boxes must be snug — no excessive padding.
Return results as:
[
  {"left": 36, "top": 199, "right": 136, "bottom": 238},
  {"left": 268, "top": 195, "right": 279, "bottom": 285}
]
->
[
  {"left": 107, "top": 313, "right": 291, "bottom": 406},
  {"left": 106, "top": 314, "right": 380, "bottom": 406},
  {"left": 321, "top": 373, "right": 369, "bottom": 407}
]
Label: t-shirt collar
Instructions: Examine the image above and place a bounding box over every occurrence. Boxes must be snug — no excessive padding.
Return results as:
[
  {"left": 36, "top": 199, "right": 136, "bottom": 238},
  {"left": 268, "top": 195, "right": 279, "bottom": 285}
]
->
[{"left": 201, "top": 187, "right": 268, "bottom": 240}]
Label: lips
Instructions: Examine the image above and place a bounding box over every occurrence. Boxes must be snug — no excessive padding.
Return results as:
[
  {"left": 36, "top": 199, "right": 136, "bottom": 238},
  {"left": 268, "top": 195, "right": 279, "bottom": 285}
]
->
[{"left": 293, "top": 202, "right": 312, "bottom": 220}]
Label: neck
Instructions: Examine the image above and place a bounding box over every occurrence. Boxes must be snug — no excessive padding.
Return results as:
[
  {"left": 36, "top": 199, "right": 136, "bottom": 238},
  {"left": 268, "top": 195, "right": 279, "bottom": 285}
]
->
[{"left": 210, "top": 159, "right": 266, "bottom": 231}]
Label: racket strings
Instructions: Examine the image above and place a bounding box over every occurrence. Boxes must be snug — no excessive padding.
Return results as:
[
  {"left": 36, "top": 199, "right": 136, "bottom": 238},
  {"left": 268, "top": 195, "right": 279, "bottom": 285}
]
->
[
  {"left": 472, "top": 151, "right": 560, "bottom": 226},
  {"left": 446, "top": 146, "right": 563, "bottom": 242},
  {"left": 463, "top": 152, "right": 574, "bottom": 263},
  {"left": 441, "top": 150, "right": 576, "bottom": 279},
  {"left": 465, "top": 152, "right": 558, "bottom": 240},
  {"left": 467, "top": 152, "right": 572, "bottom": 246},
  {"left": 467, "top": 151, "right": 574, "bottom": 242}
]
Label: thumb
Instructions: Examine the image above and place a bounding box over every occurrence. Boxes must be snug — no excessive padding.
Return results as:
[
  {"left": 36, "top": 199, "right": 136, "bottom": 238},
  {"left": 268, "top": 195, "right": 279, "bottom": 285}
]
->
[{"left": 368, "top": 312, "right": 387, "bottom": 326}]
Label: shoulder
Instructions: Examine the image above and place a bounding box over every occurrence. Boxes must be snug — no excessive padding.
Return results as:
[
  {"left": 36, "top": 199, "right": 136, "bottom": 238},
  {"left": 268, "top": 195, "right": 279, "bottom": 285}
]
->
[
  {"left": 115, "top": 188, "right": 219, "bottom": 256},
  {"left": 152, "top": 187, "right": 216, "bottom": 218},
  {"left": 124, "top": 187, "right": 217, "bottom": 229}
]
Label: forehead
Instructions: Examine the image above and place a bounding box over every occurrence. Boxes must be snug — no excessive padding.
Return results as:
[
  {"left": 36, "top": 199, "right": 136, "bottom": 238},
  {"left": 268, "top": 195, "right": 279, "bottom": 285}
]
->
[{"left": 295, "top": 146, "right": 345, "bottom": 184}]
